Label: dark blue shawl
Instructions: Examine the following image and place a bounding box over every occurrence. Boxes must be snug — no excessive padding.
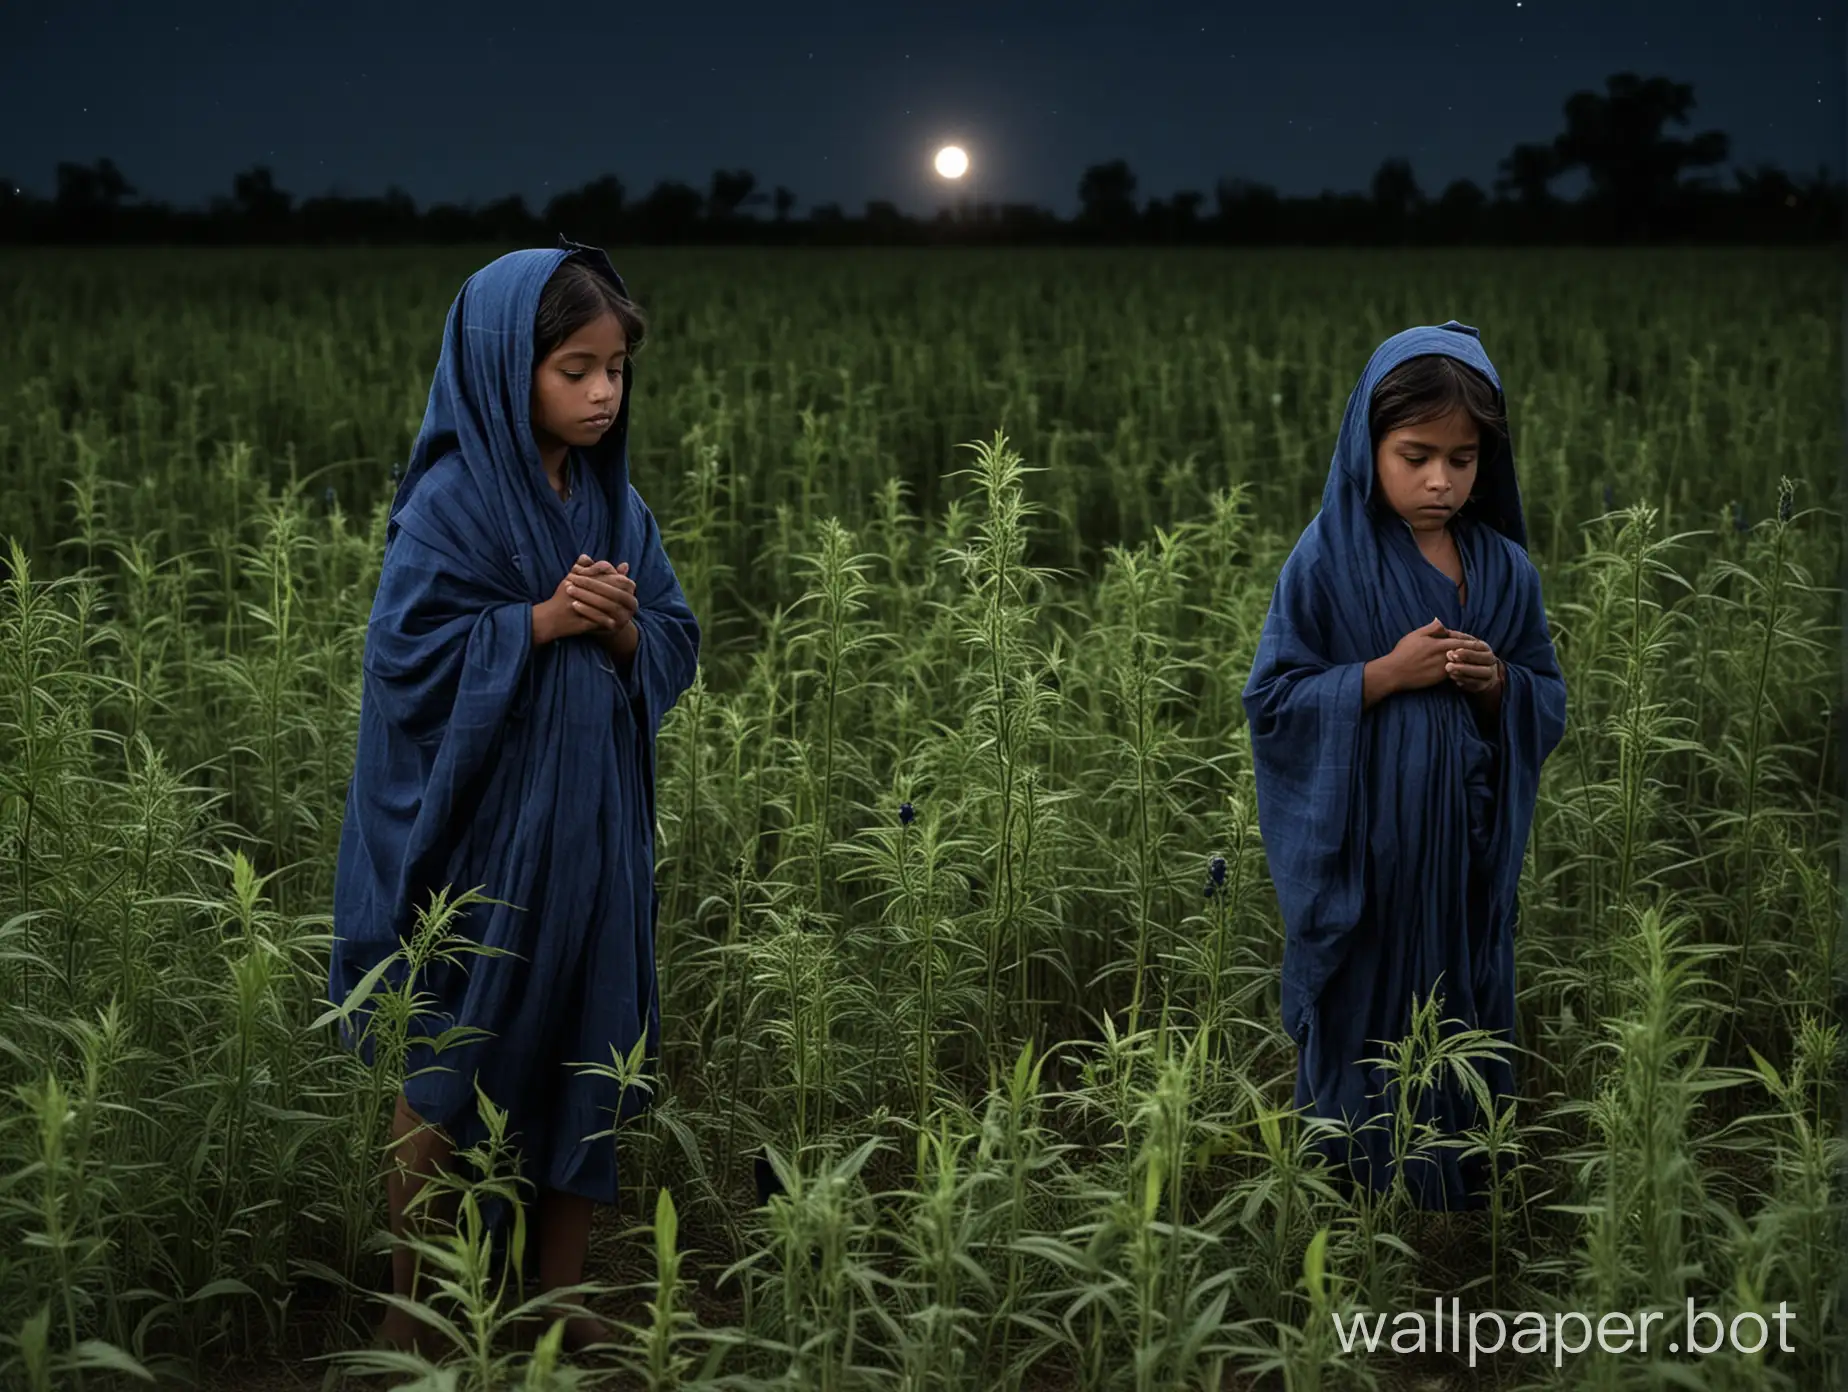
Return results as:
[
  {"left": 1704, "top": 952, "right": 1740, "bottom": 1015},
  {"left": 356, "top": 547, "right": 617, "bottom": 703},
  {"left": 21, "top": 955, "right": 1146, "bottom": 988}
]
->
[
  {"left": 331, "top": 244, "right": 699, "bottom": 1205},
  {"left": 1241, "top": 322, "right": 1566, "bottom": 1204}
]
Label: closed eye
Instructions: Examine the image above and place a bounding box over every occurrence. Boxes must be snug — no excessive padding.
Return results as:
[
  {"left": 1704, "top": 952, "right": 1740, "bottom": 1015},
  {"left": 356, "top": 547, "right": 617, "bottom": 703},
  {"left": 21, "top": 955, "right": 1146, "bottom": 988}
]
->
[{"left": 560, "top": 361, "right": 625, "bottom": 381}]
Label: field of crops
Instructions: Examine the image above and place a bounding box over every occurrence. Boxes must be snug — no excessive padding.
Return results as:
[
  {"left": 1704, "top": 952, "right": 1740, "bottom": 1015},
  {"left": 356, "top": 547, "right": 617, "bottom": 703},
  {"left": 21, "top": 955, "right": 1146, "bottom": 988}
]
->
[{"left": 0, "top": 246, "right": 1841, "bottom": 1391}]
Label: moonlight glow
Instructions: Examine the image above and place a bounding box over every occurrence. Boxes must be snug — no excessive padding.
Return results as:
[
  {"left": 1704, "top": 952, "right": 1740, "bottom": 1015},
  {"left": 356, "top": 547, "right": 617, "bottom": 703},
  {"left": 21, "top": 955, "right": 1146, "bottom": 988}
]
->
[{"left": 934, "top": 145, "right": 969, "bottom": 179}]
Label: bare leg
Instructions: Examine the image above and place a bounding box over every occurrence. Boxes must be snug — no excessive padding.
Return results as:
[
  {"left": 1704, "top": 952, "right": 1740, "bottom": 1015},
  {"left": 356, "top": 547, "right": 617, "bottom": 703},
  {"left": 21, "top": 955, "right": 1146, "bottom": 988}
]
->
[
  {"left": 535, "top": 1189, "right": 612, "bottom": 1350},
  {"left": 378, "top": 1093, "right": 455, "bottom": 1353}
]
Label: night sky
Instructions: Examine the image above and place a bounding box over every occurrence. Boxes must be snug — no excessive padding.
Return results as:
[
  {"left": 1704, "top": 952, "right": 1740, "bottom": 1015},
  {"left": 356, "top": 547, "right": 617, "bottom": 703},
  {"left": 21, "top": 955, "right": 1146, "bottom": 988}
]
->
[{"left": 2, "top": 1, "right": 1840, "bottom": 217}]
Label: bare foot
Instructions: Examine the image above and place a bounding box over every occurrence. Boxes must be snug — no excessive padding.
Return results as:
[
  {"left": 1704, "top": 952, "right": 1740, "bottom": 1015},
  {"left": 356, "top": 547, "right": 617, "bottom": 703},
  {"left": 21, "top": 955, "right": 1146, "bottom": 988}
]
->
[
  {"left": 375, "top": 1307, "right": 439, "bottom": 1357},
  {"left": 561, "top": 1313, "right": 614, "bottom": 1353},
  {"left": 516, "top": 1307, "right": 614, "bottom": 1356}
]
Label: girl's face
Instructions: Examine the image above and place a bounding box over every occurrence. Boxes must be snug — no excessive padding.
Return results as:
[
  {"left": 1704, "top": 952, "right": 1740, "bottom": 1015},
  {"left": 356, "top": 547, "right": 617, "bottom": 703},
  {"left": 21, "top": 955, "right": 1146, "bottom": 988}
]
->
[
  {"left": 1373, "top": 408, "right": 1479, "bottom": 533},
  {"left": 531, "top": 311, "right": 627, "bottom": 452}
]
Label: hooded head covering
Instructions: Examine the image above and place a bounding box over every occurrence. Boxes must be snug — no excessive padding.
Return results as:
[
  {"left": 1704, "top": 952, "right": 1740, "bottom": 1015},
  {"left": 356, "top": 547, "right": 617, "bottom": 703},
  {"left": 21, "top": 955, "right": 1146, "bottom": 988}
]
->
[
  {"left": 1241, "top": 321, "right": 1567, "bottom": 1209},
  {"left": 1326, "top": 319, "right": 1525, "bottom": 547},
  {"left": 333, "top": 240, "right": 700, "bottom": 1223},
  {"left": 388, "top": 236, "right": 638, "bottom": 598},
  {"left": 1311, "top": 320, "right": 1532, "bottom": 656}
]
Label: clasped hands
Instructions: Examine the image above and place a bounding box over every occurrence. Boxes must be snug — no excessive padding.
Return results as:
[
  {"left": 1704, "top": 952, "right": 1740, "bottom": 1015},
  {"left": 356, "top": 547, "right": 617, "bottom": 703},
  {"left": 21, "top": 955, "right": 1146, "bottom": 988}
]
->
[
  {"left": 532, "top": 554, "right": 639, "bottom": 659},
  {"left": 1387, "top": 617, "right": 1504, "bottom": 698}
]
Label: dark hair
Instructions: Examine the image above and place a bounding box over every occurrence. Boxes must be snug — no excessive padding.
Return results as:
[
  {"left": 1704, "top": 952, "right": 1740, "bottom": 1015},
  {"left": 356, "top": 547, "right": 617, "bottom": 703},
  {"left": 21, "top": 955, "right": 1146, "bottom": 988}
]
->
[
  {"left": 532, "top": 256, "right": 648, "bottom": 364},
  {"left": 1367, "top": 354, "right": 1505, "bottom": 453}
]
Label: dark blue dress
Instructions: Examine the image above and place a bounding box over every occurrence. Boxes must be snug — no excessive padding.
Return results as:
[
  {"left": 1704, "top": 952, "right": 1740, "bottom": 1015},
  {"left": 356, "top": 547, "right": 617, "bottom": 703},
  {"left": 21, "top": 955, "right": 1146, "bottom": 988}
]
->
[
  {"left": 1242, "top": 322, "right": 1567, "bottom": 1208},
  {"left": 330, "top": 246, "right": 700, "bottom": 1209}
]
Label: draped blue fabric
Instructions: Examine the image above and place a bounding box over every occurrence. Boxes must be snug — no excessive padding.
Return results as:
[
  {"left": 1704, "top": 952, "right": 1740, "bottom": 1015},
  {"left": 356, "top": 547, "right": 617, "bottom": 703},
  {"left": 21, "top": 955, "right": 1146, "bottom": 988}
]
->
[
  {"left": 331, "top": 244, "right": 699, "bottom": 1210},
  {"left": 1241, "top": 322, "right": 1566, "bottom": 1208}
]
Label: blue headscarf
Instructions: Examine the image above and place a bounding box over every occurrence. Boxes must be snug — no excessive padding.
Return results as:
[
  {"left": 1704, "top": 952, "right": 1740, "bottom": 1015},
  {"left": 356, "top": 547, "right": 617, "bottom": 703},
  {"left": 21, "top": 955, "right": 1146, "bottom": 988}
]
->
[
  {"left": 1242, "top": 322, "right": 1566, "bottom": 1206},
  {"left": 386, "top": 237, "right": 639, "bottom": 604},
  {"left": 332, "top": 241, "right": 700, "bottom": 1209}
]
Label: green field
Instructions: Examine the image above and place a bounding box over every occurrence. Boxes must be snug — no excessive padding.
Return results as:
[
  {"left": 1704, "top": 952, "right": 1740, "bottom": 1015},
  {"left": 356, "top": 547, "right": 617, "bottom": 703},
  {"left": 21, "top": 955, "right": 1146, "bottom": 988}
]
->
[{"left": 0, "top": 247, "right": 1841, "bottom": 1390}]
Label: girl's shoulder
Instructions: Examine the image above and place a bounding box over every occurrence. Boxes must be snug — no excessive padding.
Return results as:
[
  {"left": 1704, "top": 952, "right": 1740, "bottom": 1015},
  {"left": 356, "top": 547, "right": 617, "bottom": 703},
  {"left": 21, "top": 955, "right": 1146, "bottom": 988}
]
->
[
  {"left": 1460, "top": 515, "right": 1546, "bottom": 598},
  {"left": 623, "top": 480, "right": 665, "bottom": 532},
  {"left": 1276, "top": 513, "right": 1339, "bottom": 584},
  {"left": 391, "top": 452, "right": 491, "bottom": 545},
  {"left": 1480, "top": 520, "right": 1538, "bottom": 569},
  {"left": 1261, "top": 516, "right": 1344, "bottom": 621}
]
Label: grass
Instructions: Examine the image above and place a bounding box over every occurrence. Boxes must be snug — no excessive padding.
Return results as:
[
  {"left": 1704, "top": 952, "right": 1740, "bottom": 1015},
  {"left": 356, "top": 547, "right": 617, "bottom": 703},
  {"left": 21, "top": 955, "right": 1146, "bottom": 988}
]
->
[{"left": 0, "top": 245, "right": 1840, "bottom": 1390}]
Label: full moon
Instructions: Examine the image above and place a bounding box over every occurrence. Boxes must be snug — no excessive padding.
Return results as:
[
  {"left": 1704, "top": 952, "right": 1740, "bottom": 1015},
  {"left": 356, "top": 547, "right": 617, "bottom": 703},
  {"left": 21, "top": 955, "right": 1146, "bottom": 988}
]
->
[{"left": 934, "top": 145, "right": 969, "bottom": 179}]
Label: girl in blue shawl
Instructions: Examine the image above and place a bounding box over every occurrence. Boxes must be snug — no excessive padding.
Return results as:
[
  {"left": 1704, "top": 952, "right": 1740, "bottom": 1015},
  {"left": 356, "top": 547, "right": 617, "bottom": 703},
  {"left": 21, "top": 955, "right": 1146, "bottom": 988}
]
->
[
  {"left": 331, "top": 240, "right": 700, "bottom": 1350},
  {"left": 1242, "top": 322, "right": 1566, "bottom": 1210}
]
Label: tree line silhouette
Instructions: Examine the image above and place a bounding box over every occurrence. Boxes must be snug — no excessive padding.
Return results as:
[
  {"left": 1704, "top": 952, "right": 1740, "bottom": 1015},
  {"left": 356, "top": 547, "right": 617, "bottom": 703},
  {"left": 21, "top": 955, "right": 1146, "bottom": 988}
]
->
[{"left": 3, "top": 73, "right": 1838, "bottom": 248}]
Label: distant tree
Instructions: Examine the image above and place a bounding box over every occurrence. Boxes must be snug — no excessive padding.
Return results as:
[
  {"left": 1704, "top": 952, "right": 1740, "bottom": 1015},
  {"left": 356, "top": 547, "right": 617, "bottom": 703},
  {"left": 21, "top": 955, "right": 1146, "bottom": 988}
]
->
[
  {"left": 634, "top": 180, "right": 705, "bottom": 241},
  {"left": 1788, "top": 165, "right": 1848, "bottom": 240},
  {"left": 61, "top": 157, "right": 135, "bottom": 209},
  {"left": 53, "top": 158, "right": 136, "bottom": 239},
  {"left": 864, "top": 199, "right": 914, "bottom": 242},
  {"left": 1142, "top": 189, "right": 1204, "bottom": 243},
  {"left": 707, "top": 168, "right": 764, "bottom": 219},
  {"left": 1733, "top": 163, "right": 1799, "bottom": 211},
  {"left": 478, "top": 194, "right": 539, "bottom": 243},
  {"left": 1170, "top": 188, "right": 1204, "bottom": 230},
  {"left": 544, "top": 175, "right": 626, "bottom": 242},
  {"left": 1369, "top": 158, "right": 1422, "bottom": 242},
  {"left": 1433, "top": 178, "right": 1487, "bottom": 243},
  {"left": 993, "top": 202, "right": 1062, "bottom": 241},
  {"left": 423, "top": 201, "right": 488, "bottom": 243},
  {"left": 1077, "top": 159, "right": 1138, "bottom": 235},
  {"left": 1370, "top": 159, "right": 1420, "bottom": 215},
  {"left": 1723, "top": 162, "right": 1835, "bottom": 240},
  {"left": 1495, "top": 141, "right": 1560, "bottom": 207},
  {"left": 10, "top": 75, "right": 1848, "bottom": 251},
  {"left": 0, "top": 177, "right": 27, "bottom": 241},
  {"left": 55, "top": 160, "right": 129, "bottom": 213},
  {"left": 1213, "top": 177, "right": 1281, "bottom": 242},
  {"left": 1437, "top": 178, "right": 1486, "bottom": 217},
  {"left": 1213, "top": 177, "right": 1273, "bottom": 210},
  {"left": 231, "top": 165, "right": 292, "bottom": 238},
  {"left": 1550, "top": 72, "right": 1729, "bottom": 240},
  {"left": 379, "top": 185, "right": 419, "bottom": 239}
]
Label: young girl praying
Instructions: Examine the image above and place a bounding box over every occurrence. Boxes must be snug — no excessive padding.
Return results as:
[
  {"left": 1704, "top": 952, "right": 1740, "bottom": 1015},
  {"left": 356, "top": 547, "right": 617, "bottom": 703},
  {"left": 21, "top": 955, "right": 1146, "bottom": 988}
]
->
[
  {"left": 1242, "top": 321, "right": 1567, "bottom": 1209},
  {"left": 331, "top": 240, "right": 700, "bottom": 1350}
]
